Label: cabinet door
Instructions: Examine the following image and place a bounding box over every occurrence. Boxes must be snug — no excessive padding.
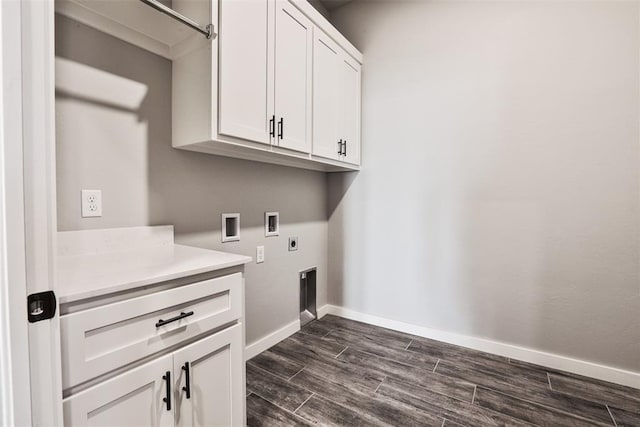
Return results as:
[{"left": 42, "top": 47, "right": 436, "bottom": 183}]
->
[
  {"left": 339, "top": 56, "right": 361, "bottom": 165},
  {"left": 219, "top": 0, "right": 274, "bottom": 145},
  {"left": 312, "top": 32, "right": 341, "bottom": 161},
  {"left": 173, "top": 324, "right": 244, "bottom": 427},
  {"left": 63, "top": 354, "right": 174, "bottom": 427},
  {"left": 274, "top": 0, "right": 312, "bottom": 153}
]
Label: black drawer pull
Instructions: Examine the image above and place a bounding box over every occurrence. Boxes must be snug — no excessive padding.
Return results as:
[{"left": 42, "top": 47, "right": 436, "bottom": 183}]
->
[
  {"left": 182, "top": 362, "right": 191, "bottom": 399},
  {"left": 163, "top": 371, "right": 171, "bottom": 411},
  {"left": 277, "top": 118, "right": 284, "bottom": 139},
  {"left": 338, "top": 139, "right": 343, "bottom": 155},
  {"left": 155, "top": 311, "right": 194, "bottom": 328}
]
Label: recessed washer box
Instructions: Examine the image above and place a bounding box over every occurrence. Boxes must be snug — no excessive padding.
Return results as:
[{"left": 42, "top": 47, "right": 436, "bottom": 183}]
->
[
  {"left": 221, "top": 213, "right": 240, "bottom": 242},
  {"left": 265, "top": 212, "right": 279, "bottom": 237}
]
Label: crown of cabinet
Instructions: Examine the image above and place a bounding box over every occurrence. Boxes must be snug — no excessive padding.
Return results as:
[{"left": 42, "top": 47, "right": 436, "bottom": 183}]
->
[{"left": 55, "top": 0, "right": 363, "bottom": 172}]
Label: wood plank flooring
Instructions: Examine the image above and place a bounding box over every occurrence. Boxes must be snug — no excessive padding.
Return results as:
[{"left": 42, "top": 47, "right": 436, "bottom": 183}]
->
[{"left": 246, "top": 315, "right": 640, "bottom": 426}]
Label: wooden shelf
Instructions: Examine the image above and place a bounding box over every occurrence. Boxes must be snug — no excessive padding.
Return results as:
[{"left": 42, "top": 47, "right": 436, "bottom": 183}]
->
[{"left": 55, "top": 0, "right": 211, "bottom": 59}]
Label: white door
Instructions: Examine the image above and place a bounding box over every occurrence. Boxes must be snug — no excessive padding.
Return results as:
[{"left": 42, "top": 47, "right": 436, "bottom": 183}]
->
[
  {"left": 218, "top": 0, "right": 274, "bottom": 145},
  {"left": 63, "top": 354, "right": 174, "bottom": 427},
  {"left": 339, "top": 55, "right": 361, "bottom": 165},
  {"left": 273, "top": 0, "right": 312, "bottom": 153},
  {"left": 173, "top": 324, "right": 244, "bottom": 427},
  {"left": 312, "top": 31, "right": 341, "bottom": 161}
]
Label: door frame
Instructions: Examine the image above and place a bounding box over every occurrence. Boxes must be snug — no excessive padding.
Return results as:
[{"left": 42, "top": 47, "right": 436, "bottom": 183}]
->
[
  {"left": 1, "top": 0, "right": 63, "bottom": 425},
  {"left": 0, "top": 0, "right": 33, "bottom": 425}
]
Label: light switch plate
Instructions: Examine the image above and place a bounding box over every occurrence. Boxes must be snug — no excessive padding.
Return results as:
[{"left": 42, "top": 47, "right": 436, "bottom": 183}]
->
[
  {"left": 256, "top": 246, "right": 265, "bottom": 263},
  {"left": 81, "top": 190, "right": 102, "bottom": 217}
]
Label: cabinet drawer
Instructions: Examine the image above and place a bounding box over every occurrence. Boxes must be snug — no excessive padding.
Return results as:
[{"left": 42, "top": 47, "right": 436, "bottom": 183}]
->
[{"left": 61, "top": 273, "right": 243, "bottom": 390}]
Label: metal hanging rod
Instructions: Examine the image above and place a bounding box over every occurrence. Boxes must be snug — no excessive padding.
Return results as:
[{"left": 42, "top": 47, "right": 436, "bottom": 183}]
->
[{"left": 138, "top": 0, "right": 215, "bottom": 39}]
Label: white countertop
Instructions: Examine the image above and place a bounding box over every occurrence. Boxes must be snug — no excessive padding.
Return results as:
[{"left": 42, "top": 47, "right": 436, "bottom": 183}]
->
[{"left": 56, "top": 226, "right": 251, "bottom": 304}]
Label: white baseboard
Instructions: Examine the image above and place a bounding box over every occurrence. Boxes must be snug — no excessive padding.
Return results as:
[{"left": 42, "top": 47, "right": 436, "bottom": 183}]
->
[
  {"left": 322, "top": 304, "right": 640, "bottom": 390},
  {"left": 245, "top": 319, "right": 300, "bottom": 361},
  {"left": 317, "top": 304, "right": 330, "bottom": 319}
]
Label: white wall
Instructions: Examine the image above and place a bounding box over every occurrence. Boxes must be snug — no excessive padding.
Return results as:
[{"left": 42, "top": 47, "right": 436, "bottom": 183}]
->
[
  {"left": 54, "top": 15, "right": 328, "bottom": 345},
  {"left": 307, "top": 0, "right": 330, "bottom": 18},
  {"left": 329, "top": 0, "right": 640, "bottom": 372}
]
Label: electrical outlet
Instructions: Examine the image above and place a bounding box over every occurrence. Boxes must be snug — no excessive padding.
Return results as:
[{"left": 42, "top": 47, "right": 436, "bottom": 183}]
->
[
  {"left": 81, "top": 190, "right": 102, "bottom": 218},
  {"left": 288, "top": 237, "right": 298, "bottom": 252},
  {"left": 256, "top": 246, "right": 265, "bottom": 263}
]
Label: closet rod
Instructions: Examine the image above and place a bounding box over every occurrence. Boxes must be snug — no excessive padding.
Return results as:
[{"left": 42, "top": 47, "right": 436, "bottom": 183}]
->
[{"left": 138, "top": 0, "right": 215, "bottom": 39}]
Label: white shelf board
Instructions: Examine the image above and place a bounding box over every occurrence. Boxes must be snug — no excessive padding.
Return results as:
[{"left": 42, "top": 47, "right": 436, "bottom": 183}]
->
[
  {"left": 55, "top": 0, "right": 210, "bottom": 59},
  {"left": 177, "top": 139, "right": 361, "bottom": 172}
]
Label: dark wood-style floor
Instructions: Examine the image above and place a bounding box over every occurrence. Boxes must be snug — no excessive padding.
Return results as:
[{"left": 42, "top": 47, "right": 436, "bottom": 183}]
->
[{"left": 246, "top": 315, "right": 640, "bottom": 426}]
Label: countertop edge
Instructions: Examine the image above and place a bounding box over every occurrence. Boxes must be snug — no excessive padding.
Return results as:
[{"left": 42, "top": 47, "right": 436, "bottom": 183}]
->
[{"left": 57, "top": 245, "right": 252, "bottom": 305}]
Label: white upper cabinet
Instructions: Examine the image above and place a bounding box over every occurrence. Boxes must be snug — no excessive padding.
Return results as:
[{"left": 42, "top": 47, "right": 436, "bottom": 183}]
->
[
  {"left": 273, "top": 1, "right": 313, "bottom": 153},
  {"left": 312, "top": 29, "right": 362, "bottom": 165},
  {"left": 339, "top": 56, "right": 362, "bottom": 165},
  {"left": 219, "top": 0, "right": 312, "bottom": 153},
  {"left": 218, "top": 0, "right": 273, "bottom": 145},
  {"left": 177, "top": 0, "right": 363, "bottom": 171},
  {"left": 55, "top": 0, "right": 363, "bottom": 171},
  {"left": 312, "top": 32, "right": 341, "bottom": 161}
]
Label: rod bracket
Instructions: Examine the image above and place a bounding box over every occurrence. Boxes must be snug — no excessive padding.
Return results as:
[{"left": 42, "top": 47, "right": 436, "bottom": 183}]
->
[{"left": 206, "top": 24, "right": 216, "bottom": 40}]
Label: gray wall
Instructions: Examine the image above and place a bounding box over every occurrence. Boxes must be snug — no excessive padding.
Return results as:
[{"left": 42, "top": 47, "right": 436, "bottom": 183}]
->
[
  {"left": 55, "top": 15, "right": 328, "bottom": 346},
  {"left": 329, "top": 1, "right": 640, "bottom": 372}
]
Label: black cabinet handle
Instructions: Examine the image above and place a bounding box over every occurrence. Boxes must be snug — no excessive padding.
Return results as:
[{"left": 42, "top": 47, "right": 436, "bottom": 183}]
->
[
  {"left": 277, "top": 118, "right": 284, "bottom": 139},
  {"left": 163, "top": 371, "right": 171, "bottom": 411},
  {"left": 155, "top": 311, "right": 194, "bottom": 328},
  {"left": 338, "top": 139, "right": 343, "bottom": 155},
  {"left": 269, "top": 115, "right": 275, "bottom": 138},
  {"left": 182, "top": 362, "right": 191, "bottom": 399},
  {"left": 343, "top": 140, "right": 347, "bottom": 156}
]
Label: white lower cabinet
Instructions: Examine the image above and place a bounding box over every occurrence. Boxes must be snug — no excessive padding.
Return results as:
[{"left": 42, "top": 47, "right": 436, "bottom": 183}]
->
[
  {"left": 63, "top": 354, "right": 175, "bottom": 427},
  {"left": 173, "top": 325, "right": 244, "bottom": 427},
  {"left": 60, "top": 273, "right": 243, "bottom": 390},
  {"left": 64, "top": 325, "right": 243, "bottom": 427},
  {"left": 61, "top": 272, "right": 246, "bottom": 427}
]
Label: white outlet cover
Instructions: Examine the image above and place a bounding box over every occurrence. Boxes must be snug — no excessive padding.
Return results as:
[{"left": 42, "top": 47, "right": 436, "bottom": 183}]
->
[
  {"left": 256, "top": 246, "right": 265, "bottom": 263},
  {"left": 81, "top": 190, "right": 102, "bottom": 217},
  {"left": 288, "top": 237, "right": 298, "bottom": 251}
]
